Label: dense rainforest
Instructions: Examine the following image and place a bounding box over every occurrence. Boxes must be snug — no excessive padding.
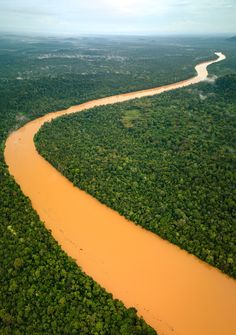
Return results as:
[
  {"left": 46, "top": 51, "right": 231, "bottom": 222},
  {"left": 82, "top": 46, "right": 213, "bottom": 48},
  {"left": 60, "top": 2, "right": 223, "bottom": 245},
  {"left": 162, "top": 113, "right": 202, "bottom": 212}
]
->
[
  {"left": 36, "top": 75, "right": 236, "bottom": 278},
  {"left": 1, "top": 35, "right": 235, "bottom": 334}
]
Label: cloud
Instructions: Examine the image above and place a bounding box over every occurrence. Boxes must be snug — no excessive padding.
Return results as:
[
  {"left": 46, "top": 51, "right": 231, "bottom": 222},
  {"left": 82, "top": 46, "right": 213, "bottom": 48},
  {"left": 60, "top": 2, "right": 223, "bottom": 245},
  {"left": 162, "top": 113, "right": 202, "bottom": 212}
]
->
[
  {"left": 204, "top": 75, "right": 218, "bottom": 83},
  {"left": 0, "top": 0, "right": 235, "bottom": 35},
  {"left": 102, "top": 0, "right": 173, "bottom": 17}
]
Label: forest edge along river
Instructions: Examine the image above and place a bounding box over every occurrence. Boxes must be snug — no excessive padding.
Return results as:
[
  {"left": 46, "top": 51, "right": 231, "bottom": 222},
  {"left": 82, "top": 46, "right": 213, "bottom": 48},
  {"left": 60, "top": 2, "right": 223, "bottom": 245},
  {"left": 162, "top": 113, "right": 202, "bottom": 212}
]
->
[{"left": 4, "top": 52, "right": 236, "bottom": 335}]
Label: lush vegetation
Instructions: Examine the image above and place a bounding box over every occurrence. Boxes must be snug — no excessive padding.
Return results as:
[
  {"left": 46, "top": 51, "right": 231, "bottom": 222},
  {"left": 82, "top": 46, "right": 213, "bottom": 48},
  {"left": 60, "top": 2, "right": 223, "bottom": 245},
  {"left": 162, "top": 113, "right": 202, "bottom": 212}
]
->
[
  {"left": 1, "top": 35, "right": 236, "bottom": 334},
  {"left": 36, "top": 75, "right": 236, "bottom": 278}
]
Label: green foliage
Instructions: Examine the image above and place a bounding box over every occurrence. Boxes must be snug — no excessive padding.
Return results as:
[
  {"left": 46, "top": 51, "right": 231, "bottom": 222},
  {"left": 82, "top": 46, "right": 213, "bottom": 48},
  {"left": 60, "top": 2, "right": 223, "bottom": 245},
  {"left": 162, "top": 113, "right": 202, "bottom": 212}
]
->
[
  {"left": 215, "top": 74, "right": 236, "bottom": 100},
  {"left": 121, "top": 109, "right": 141, "bottom": 128},
  {"left": 36, "top": 76, "right": 236, "bottom": 278}
]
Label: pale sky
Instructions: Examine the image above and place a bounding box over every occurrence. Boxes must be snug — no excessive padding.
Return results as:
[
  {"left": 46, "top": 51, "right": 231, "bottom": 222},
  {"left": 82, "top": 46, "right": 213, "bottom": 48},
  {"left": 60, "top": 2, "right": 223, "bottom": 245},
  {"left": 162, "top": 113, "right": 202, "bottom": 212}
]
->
[{"left": 0, "top": 0, "right": 235, "bottom": 36}]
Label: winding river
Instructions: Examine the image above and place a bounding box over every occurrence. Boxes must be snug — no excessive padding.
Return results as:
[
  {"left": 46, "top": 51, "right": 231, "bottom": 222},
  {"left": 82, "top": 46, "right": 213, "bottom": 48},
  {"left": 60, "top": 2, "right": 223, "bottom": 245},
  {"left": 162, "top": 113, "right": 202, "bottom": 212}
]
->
[{"left": 5, "top": 52, "right": 236, "bottom": 335}]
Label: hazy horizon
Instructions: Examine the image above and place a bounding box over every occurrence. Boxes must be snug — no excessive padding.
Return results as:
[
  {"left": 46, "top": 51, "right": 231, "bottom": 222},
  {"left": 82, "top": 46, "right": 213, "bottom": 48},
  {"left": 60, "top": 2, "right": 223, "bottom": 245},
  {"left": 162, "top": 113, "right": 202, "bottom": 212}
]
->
[{"left": 0, "top": 0, "right": 235, "bottom": 36}]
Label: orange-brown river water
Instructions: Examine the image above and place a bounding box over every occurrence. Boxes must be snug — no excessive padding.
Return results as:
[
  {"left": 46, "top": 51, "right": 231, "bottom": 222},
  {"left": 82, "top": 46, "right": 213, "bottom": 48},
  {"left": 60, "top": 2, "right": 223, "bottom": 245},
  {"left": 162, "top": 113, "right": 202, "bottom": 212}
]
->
[{"left": 5, "top": 52, "right": 236, "bottom": 335}]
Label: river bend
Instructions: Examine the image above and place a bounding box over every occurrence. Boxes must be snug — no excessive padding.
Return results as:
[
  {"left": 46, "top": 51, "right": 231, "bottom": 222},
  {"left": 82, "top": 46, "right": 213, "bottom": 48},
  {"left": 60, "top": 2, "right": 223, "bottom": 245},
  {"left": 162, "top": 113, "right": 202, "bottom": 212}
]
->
[{"left": 5, "top": 52, "right": 236, "bottom": 335}]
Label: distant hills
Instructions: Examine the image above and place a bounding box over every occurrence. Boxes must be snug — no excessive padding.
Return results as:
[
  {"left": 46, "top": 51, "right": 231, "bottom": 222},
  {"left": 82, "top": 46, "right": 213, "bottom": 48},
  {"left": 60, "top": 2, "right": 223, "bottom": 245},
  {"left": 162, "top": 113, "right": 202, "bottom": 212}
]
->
[{"left": 227, "top": 36, "right": 236, "bottom": 42}]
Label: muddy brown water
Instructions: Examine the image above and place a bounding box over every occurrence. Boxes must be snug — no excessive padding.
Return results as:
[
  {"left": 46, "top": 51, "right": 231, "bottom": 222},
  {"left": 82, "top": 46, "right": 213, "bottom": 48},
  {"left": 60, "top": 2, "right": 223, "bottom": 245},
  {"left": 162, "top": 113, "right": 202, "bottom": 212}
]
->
[{"left": 5, "top": 52, "right": 236, "bottom": 335}]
